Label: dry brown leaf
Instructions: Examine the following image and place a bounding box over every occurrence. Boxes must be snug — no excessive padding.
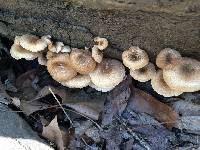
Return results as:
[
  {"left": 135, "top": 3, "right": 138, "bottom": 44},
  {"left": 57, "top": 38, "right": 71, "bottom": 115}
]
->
[{"left": 128, "top": 87, "right": 178, "bottom": 128}]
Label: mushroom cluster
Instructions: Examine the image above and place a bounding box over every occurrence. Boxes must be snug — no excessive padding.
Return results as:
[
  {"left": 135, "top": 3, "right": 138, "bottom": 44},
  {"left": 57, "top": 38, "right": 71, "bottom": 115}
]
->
[
  {"left": 10, "top": 35, "right": 125, "bottom": 92},
  {"left": 122, "top": 47, "right": 200, "bottom": 97}
]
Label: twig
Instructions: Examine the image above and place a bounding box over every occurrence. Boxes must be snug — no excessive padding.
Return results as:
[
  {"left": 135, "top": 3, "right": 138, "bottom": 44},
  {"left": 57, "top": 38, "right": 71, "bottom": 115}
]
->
[{"left": 49, "top": 86, "right": 74, "bottom": 126}]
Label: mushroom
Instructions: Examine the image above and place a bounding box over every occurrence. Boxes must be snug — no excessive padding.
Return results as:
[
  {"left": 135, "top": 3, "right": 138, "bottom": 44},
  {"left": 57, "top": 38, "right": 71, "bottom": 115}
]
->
[
  {"left": 94, "top": 37, "right": 108, "bottom": 50},
  {"left": 46, "top": 51, "right": 57, "bottom": 60},
  {"left": 48, "top": 42, "right": 64, "bottom": 53},
  {"left": 38, "top": 53, "right": 47, "bottom": 66},
  {"left": 69, "top": 48, "right": 96, "bottom": 74},
  {"left": 151, "top": 70, "right": 183, "bottom": 97},
  {"left": 156, "top": 48, "right": 181, "bottom": 69},
  {"left": 19, "top": 34, "right": 49, "bottom": 52},
  {"left": 130, "top": 62, "right": 156, "bottom": 82},
  {"left": 92, "top": 46, "right": 103, "bottom": 63},
  {"left": 60, "top": 74, "right": 91, "bottom": 88},
  {"left": 89, "top": 58, "right": 125, "bottom": 89},
  {"left": 122, "top": 46, "right": 149, "bottom": 70},
  {"left": 163, "top": 57, "right": 200, "bottom": 92},
  {"left": 10, "top": 36, "right": 39, "bottom": 60},
  {"left": 47, "top": 54, "right": 77, "bottom": 82},
  {"left": 89, "top": 82, "right": 114, "bottom": 92}
]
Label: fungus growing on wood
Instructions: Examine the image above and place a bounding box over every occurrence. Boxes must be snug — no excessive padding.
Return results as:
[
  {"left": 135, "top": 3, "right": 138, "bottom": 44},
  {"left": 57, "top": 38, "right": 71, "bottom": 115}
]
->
[
  {"left": 89, "top": 58, "right": 125, "bottom": 89},
  {"left": 156, "top": 48, "right": 181, "bottom": 69},
  {"left": 130, "top": 62, "right": 156, "bottom": 82},
  {"left": 69, "top": 48, "right": 96, "bottom": 74},
  {"left": 163, "top": 57, "right": 200, "bottom": 92},
  {"left": 122, "top": 46, "right": 149, "bottom": 70},
  {"left": 94, "top": 37, "right": 108, "bottom": 50},
  {"left": 92, "top": 46, "right": 103, "bottom": 63},
  {"left": 47, "top": 54, "right": 77, "bottom": 82},
  {"left": 151, "top": 70, "right": 183, "bottom": 97}
]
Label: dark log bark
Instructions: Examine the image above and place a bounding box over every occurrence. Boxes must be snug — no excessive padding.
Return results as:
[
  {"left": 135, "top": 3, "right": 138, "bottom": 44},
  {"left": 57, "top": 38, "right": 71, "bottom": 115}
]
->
[{"left": 0, "top": 0, "right": 199, "bottom": 61}]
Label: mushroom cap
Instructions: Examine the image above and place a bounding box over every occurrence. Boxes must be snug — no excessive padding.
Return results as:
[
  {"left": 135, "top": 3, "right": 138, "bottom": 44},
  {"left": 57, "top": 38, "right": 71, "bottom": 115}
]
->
[
  {"left": 38, "top": 54, "right": 47, "bottom": 66},
  {"left": 89, "top": 82, "right": 114, "bottom": 92},
  {"left": 130, "top": 62, "right": 156, "bottom": 82},
  {"left": 48, "top": 42, "right": 64, "bottom": 53},
  {"left": 19, "top": 34, "right": 48, "bottom": 52},
  {"left": 151, "top": 70, "right": 183, "bottom": 97},
  {"left": 94, "top": 37, "right": 108, "bottom": 50},
  {"left": 61, "top": 45, "right": 71, "bottom": 53},
  {"left": 70, "top": 48, "right": 96, "bottom": 74},
  {"left": 47, "top": 54, "right": 77, "bottom": 82},
  {"left": 163, "top": 57, "right": 200, "bottom": 92},
  {"left": 156, "top": 48, "right": 181, "bottom": 69},
  {"left": 46, "top": 51, "right": 57, "bottom": 60},
  {"left": 122, "top": 46, "right": 149, "bottom": 70},
  {"left": 89, "top": 58, "right": 125, "bottom": 88},
  {"left": 60, "top": 74, "right": 91, "bottom": 88},
  {"left": 92, "top": 46, "right": 103, "bottom": 63}
]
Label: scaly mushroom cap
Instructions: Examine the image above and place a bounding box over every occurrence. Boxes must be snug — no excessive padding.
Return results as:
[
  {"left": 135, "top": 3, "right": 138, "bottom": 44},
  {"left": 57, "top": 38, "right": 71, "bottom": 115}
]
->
[
  {"left": 70, "top": 48, "right": 96, "bottom": 74},
  {"left": 163, "top": 57, "right": 200, "bottom": 92},
  {"left": 156, "top": 48, "right": 181, "bottom": 69},
  {"left": 10, "top": 36, "right": 39, "bottom": 60},
  {"left": 130, "top": 62, "right": 156, "bottom": 82},
  {"left": 60, "top": 74, "right": 91, "bottom": 88},
  {"left": 89, "top": 82, "right": 114, "bottom": 92},
  {"left": 19, "top": 34, "right": 48, "bottom": 52},
  {"left": 94, "top": 37, "right": 108, "bottom": 50},
  {"left": 89, "top": 58, "right": 125, "bottom": 89},
  {"left": 122, "top": 46, "right": 149, "bottom": 70},
  {"left": 151, "top": 70, "right": 183, "bottom": 97},
  {"left": 47, "top": 54, "right": 77, "bottom": 82},
  {"left": 92, "top": 46, "right": 103, "bottom": 63}
]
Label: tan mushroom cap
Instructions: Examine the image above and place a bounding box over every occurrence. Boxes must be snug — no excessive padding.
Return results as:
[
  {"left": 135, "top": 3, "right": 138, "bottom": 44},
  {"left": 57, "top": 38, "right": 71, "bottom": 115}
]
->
[
  {"left": 46, "top": 51, "right": 57, "bottom": 60},
  {"left": 151, "top": 70, "right": 183, "bottom": 97},
  {"left": 60, "top": 74, "right": 91, "bottom": 88},
  {"left": 122, "top": 46, "right": 149, "bottom": 70},
  {"left": 47, "top": 54, "right": 77, "bottom": 82},
  {"left": 89, "top": 58, "right": 125, "bottom": 89},
  {"left": 130, "top": 62, "right": 156, "bottom": 82},
  {"left": 92, "top": 46, "right": 103, "bottom": 63},
  {"left": 19, "top": 34, "right": 48, "bottom": 52},
  {"left": 94, "top": 37, "right": 108, "bottom": 50},
  {"left": 156, "top": 48, "right": 181, "bottom": 69},
  {"left": 163, "top": 57, "right": 200, "bottom": 92},
  {"left": 10, "top": 36, "right": 39, "bottom": 60},
  {"left": 70, "top": 48, "right": 96, "bottom": 74},
  {"left": 89, "top": 82, "right": 114, "bottom": 92}
]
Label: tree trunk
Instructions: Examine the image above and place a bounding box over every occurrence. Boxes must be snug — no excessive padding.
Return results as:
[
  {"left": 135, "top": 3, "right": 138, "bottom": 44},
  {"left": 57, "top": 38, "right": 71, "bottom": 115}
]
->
[{"left": 0, "top": 0, "right": 199, "bottom": 61}]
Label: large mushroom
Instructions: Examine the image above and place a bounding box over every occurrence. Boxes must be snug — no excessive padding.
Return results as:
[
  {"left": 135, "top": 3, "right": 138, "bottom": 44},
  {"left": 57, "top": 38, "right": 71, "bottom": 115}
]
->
[
  {"left": 69, "top": 48, "right": 96, "bottom": 74},
  {"left": 89, "top": 58, "right": 125, "bottom": 90},
  {"left": 151, "top": 70, "right": 183, "bottom": 97},
  {"left": 122, "top": 46, "right": 149, "bottom": 70},
  {"left": 163, "top": 57, "right": 200, "bottom": 92}
]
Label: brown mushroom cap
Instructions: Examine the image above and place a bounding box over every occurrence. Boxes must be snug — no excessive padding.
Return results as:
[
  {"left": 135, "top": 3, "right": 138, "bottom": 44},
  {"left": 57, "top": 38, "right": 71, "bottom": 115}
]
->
[
  {"left": 94, "top": 37, "right": 108, "bottom": 50},
  {"left": 163, "top": 57, "right": 200, "bottom": 92},
  {"left": 60, "top": 74, "right": 91, "bottom": 88},
  {"left": 70, "top": 48, "right": 96, "bottom": 74},
  {"left": 130, "top": 62, "right": 156, "bottom": 82},
  {"left": 89, "top": 58, "right": 125, "bottom": 89},
  {"left": 92, "top": 46, "right": 103, "bottom": 63},
  {"left": 19, "top": 34, "right": 48, "bottom": 52},
  {"left": 122, "top": 46, "right": 149, "bottom": 70},
  {"left": 156, "top": 48, "right": 181, "bottom": 69},
  {"left": 151, "top": 70, "right": 183, "bottom": 97},
  {"left": 47, "top": 54, "right": 77, "bottom": 82}
]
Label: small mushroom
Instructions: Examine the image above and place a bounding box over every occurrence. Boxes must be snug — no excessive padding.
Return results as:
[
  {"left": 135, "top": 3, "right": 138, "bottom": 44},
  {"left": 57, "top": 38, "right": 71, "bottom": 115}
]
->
[
  {"left": 130, "top": 62, "right": 156, "bottom": 82},
  {"left": 94, "top": 37, "right": 108, "bottom": 50},
  {"left": 89, "top": 82, "right": 114, "bottom": 92},
  {"left": 47, "top": 54, "right": 77, "bottom": 82},
  {"left": 92, "top": 46, "right": 103, "bottom": 63},
  {"left": 70, "top": 48, "right": 96, "bottom": 74},
  {"left": 156, "top": 48, "right": 181, "bottom": 69},
  {"left": 48, "top": 42, "right": 64, "bottom": 53},
  {"left": 61, "top": 45, "right": 71, "bottom": 53},
  {"left": 122, "top": 46, "right": 149, "bottom": 70},
  {"left": 89, "top": 58, "right": 125, "bottom": 89},
  {"left": 60, "top": 74, "right": 91, "bottom": 88},
  {"left": 46, "top": 51, "right": 57, "bottom": 60},
  {"left": 10, "top": 36, "right": 39, "bottom": 60},
  {"left": 19, "top": 34, "right": 50, "bottom": 52},
  {"left": 163, "top": 57, "right": 200, "bottom": 92},
  {"left": 151, "top": 70, "right": 183, "bottom": 97},
  {"left": 38, "top": 53, "right": 47, "bottom": 66}
]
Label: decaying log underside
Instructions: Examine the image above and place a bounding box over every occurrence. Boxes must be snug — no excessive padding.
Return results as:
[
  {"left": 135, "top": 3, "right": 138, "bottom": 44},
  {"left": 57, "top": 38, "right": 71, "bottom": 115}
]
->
[{"left": 0, "top": 0, "right": 199, "bottom": 61}]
